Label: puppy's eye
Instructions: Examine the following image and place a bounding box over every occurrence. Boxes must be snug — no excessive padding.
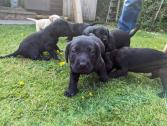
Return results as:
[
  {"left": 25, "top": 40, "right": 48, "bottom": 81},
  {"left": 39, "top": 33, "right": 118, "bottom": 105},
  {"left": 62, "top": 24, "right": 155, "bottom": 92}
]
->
[
  {"left": 72, "top": 49, "right": 76, "bottom": 53},
  {"left": 91, "top": 50, "right": 95, "bottom": 54},
  {"left": 88, "top": 48, "right": 95, "bottom": 53},
  {"left": 71, "top": 48, "right": 79, "bottom": 53}
]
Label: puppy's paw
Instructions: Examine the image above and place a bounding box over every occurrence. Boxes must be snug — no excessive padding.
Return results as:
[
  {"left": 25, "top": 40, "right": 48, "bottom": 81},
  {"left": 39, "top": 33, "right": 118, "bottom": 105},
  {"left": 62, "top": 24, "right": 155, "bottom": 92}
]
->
[
  {"left": 109, "top": 72, "right": 117, "bottom": 78},
  {"left": 42, "top": 57, "right": 51, "bottom": 61},
  {"left": 109, "top": 71, "right": 127, "bottom": 78},
  {"left": 157, "top": 91, "right": 167, "bottom": 98},
  {"left": 106, "top": 65, "right": 113, "bottom": 73},
  {"left": 147, "top": 73, "right": 157, "bottom": 79},
  {"left": 64, "top": 89, "right": 79, "bottom": 97},
  {"left": 148, "top": 75, "right": 154, "bottom": 79},
  {"left": 149, "top": 75, "right": 158, "bottom": 79},
  {"left": 99, "top": 75, "right": 109, "bottom": 82}
]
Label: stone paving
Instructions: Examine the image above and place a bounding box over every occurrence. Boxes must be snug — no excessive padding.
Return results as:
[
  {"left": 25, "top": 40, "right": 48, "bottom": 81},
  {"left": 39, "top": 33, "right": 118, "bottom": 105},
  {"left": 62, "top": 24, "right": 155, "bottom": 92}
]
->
[{"left": 0, "top": 20, "right": 35, "bottom": 24}]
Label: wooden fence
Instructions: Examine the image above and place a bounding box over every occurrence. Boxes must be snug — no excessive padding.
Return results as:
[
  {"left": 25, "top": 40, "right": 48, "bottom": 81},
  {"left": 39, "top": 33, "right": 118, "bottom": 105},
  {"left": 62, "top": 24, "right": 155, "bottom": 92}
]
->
[
  {"left": 24, "top": 0, "right": 63, "bottom": 15},
  {"left": 63, "top": 0, "right": 97, "bottom": 21}
]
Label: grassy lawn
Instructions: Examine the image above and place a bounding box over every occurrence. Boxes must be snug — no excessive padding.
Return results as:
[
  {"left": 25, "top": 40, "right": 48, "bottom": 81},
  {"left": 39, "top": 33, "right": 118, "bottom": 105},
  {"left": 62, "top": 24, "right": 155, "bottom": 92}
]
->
[{"left": 0, "top": 25, "right": 167, "bottom": 126}]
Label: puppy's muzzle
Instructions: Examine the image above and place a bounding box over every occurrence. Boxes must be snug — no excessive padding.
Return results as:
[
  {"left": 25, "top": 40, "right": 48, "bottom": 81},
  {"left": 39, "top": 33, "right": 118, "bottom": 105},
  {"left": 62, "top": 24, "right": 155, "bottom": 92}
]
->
[
  {"left": 79, "top": 62, "right": 87, "bottom": 70},
  {"left": 73, "top": 58, "right": 93, "bottom": 74},
  {"left": 77, "top": 59, "right": 90, "bottom": 73},
  {"left": 102, "top": 37, "right": 107, "bottom": 41}
]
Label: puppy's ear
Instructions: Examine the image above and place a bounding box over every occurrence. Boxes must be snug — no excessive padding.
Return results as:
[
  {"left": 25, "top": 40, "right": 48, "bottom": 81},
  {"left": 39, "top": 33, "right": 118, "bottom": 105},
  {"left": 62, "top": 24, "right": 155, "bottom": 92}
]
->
[
  {"left": 107, "top": 29, "right": 110, "bottom": 39},
  {"left": 97, "top": 39, "right": 105, "bottom": 54},
  {"left": 65, "top": 42, "right": 71, "bottom": 63},
  {"left": 91, "top": 36, "right": 105, "bottom": 54},
  {"left": 94, "top": 39, "right": 105, "bottom": 57},
  {"left": 107, "top": 29, "right": 110, "bottom": 36}
]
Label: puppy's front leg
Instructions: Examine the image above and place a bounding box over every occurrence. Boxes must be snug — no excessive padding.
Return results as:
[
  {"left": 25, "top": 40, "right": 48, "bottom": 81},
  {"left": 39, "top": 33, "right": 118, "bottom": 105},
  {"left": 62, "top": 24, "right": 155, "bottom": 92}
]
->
[
  {"left": 158, "top": 69, "right": 167, "bottom": 98},
  {"left": 149, "top": 71, "right": 159, "bottom": 79},
  {"left": 109, "top": 68, "right": 128, "bottom": 78},
  {"left": 64, "top": 71, "right": 80, "bottom": 97},
  {"left": 103, "top": 52, "right": 113, "bottom": 73},
  {"left": 96, "top": 61, "right": 109, "bottom": 82},
  {"left": 44, "top": 40, "right": 60, "bottom": 60},
  {"left": 48, "top": 50, "right": 59, "bottom": 60}
]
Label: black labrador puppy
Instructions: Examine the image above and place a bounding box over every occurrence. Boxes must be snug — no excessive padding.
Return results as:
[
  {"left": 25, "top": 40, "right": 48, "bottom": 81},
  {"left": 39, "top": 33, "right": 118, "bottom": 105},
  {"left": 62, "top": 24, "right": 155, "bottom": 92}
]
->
[
  {"left": 83, "top": 26, "right": 139, "bottom": 51},
  {"left": 104, "top": 26, "right": 140, "bottom": 72},
  {"left": 82, "top": 26, "right": 111, "bottom": 51},
  {"left": 109, "top": 47, "right": 167, "bottom": 98},
  {"left": 67, "top": 22, "right": 97, "bottom": 41},
  {"left": 82, "top": 26, "right": 113, "bottom": 71},
  {"left": 109, "top": 26, "right": 140, "bottom": 49},
  {"left": 0, "top": 19, "right": 72, "bottom": 60},
  {"left": 65, "top": 35, "right": 108, "bottom": 97}
]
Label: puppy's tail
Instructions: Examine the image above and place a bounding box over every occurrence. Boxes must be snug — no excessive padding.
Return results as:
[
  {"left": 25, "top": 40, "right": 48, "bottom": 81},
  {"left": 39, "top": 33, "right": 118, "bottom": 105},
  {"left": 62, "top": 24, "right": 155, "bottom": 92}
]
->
[
  {"left": 129, "top": 25, "right": 140, "bottom": 37},
  {"left": 26, "top": 18, "right": 37, "bottom": 22},
  {"left": 0, "top": 50, "right": 19, "bottom": 59}
]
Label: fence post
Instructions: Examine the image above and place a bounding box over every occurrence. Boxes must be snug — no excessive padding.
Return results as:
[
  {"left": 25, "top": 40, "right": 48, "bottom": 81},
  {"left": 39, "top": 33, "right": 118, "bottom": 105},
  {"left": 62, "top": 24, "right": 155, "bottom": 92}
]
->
[{"left": 72, "top": 0, "right": 83, "bottom": 23}]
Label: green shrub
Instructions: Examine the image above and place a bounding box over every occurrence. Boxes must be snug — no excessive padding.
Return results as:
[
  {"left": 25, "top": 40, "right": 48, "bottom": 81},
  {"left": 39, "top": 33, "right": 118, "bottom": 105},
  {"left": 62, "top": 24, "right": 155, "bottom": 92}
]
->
[
  {"left": 140, "top": 0, "right": 167, "bottom": 32},
  {"left": 96, "top": 0, "right": 167, "bottom": 32}
]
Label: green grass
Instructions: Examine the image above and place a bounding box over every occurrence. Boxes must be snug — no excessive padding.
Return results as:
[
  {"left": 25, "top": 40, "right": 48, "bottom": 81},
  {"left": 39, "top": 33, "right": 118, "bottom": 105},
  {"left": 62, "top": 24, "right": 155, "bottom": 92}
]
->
[{"left": 0, "top": 25, "right": 167, "bottom": 126}]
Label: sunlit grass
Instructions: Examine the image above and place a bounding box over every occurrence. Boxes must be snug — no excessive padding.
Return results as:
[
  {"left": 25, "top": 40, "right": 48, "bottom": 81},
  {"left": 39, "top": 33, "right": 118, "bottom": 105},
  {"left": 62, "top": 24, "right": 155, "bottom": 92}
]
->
[{"left": 0, "top": 25, "right": 167, "bottom": 125}]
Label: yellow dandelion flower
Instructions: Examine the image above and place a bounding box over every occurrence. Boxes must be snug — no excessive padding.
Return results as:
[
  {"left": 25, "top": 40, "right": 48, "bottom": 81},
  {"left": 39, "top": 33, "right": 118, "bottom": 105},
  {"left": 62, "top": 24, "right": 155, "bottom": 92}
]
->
[
  {"left": 56, "top": 50, "right": 60, "bottom": 54},
  {"left": 59, "top": 52, "right": 63, "bottom": 55},
  {"left": 19, "top": 80, "right": 25, "bottom": 86},
  {"left": 59, "top": 61, "right": 65, "bottom": 66},
  {"left": 89, "top": 92, "right": 93, "bottom": 96}
]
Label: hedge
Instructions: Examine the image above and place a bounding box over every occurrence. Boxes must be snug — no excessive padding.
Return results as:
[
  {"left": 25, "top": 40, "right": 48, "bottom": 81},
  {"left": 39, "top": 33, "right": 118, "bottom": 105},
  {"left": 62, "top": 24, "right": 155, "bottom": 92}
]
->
[{"left": 96, "top": 0, "right": 167, "bottom": 32}]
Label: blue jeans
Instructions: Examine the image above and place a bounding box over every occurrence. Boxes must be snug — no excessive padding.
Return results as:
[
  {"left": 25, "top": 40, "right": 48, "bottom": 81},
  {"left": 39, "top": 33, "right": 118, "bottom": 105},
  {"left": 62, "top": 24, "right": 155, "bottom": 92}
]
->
[{"left": 118, "top": 0, "right": 142, "bottom": 32}]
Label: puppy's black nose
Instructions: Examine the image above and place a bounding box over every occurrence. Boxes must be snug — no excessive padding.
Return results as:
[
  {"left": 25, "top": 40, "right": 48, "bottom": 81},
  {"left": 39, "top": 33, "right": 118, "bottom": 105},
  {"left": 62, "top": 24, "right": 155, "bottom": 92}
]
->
[{"left": 79, "top": 62, "right": 87, "bottom": 69}]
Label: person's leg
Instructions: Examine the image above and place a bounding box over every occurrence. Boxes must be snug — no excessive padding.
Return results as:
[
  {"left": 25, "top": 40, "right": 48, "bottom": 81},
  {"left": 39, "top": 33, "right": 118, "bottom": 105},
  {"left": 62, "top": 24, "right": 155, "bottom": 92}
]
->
[{"left": 118, "top": 0, "right": 142, "bottom": 32}]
